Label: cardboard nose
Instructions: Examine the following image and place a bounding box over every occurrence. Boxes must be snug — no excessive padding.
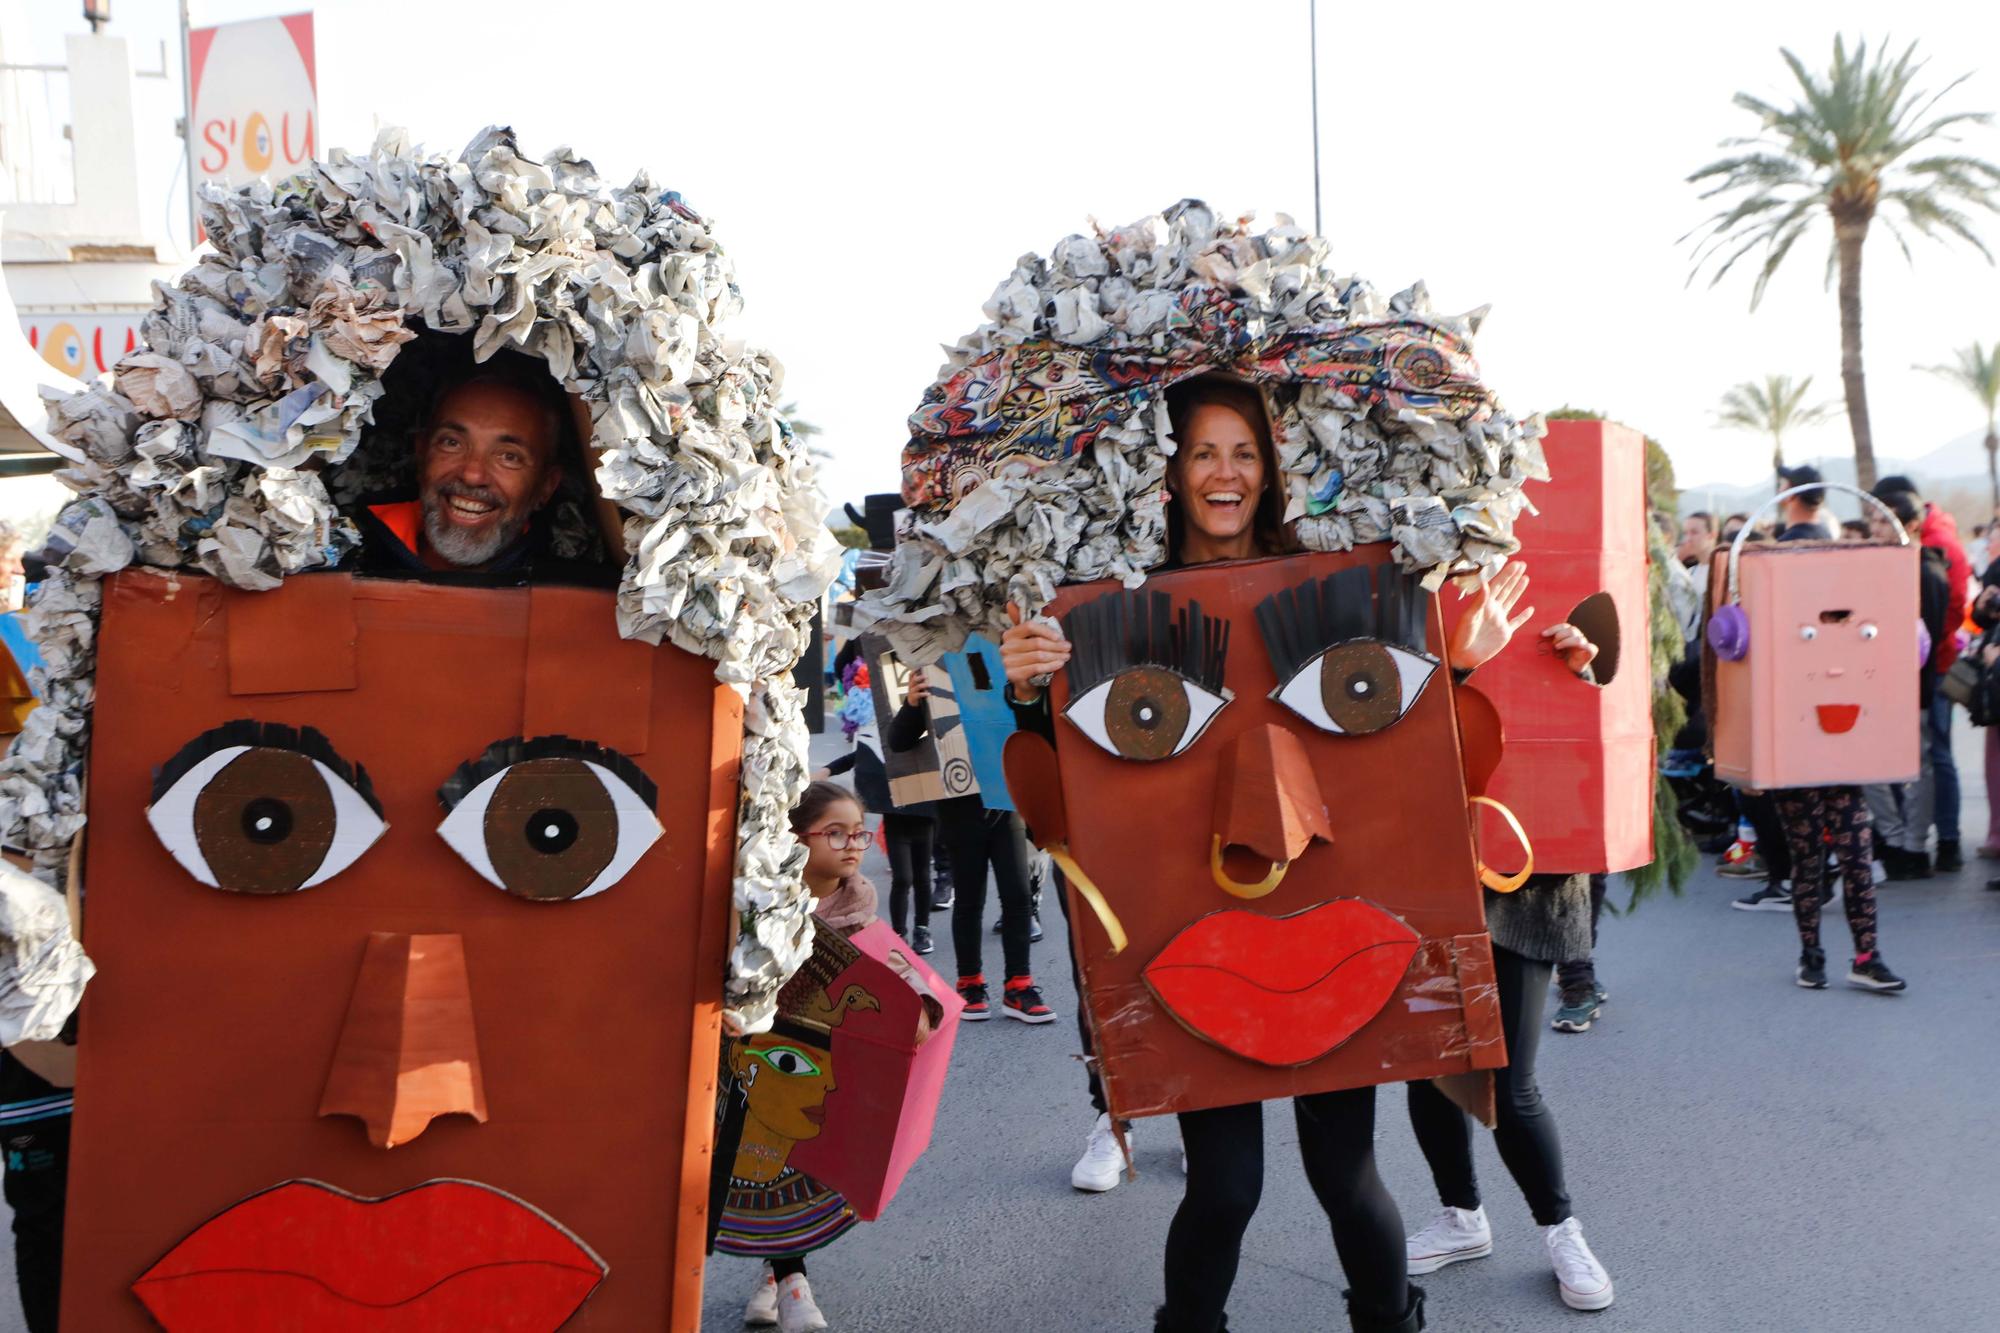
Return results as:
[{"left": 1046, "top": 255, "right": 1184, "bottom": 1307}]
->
[
  {"left": 319, "top": 932, "right": 488, "bottom": 1149},
  {"left": 1212, "top": 723, "right": 1334, "bottom": 872}
]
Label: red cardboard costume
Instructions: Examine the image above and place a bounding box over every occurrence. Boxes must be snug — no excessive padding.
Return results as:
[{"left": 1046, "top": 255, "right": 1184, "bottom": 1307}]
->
[{"left": 1444, "top": 418, "right": 1653, "bottom": 873}]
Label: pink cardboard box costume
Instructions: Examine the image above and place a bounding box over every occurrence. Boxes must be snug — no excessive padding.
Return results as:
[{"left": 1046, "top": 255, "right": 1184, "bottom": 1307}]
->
[
  {"left": 784, "top": 921, "right": 962, "bottom": 1220},
  {"left": 1707, "top": 540, "right": 1920, "bottom": 789},
  {"left": 1443, "top": 419, "right": 1654, "bottom": 873}
]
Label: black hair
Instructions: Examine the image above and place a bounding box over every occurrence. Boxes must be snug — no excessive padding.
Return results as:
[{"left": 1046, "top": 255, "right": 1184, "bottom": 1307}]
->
[
  {"left": 1874, "top": 474, "right": 1920, "bottom": 501},
  {"left": 1880, "top": 489, "right": 1922, "bottom": 528}
]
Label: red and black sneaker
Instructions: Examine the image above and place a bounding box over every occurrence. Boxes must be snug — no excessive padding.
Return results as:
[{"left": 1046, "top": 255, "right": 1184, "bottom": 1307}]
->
[
  {"left": 957, "top": 974, "right": 990, "bottom": 1021},
  {"left": 1003, "top": 975, "right": 1056, "bottom": 1025}
]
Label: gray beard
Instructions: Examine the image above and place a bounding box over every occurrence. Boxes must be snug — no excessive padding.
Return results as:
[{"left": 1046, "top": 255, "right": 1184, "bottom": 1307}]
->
[{"left": 422, "top": 494, "right": 530, "bottom": 568}]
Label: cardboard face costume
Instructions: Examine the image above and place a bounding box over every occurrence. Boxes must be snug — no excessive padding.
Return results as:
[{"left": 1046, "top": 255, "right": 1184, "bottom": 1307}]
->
[
  {"left": 77, "top": 572, "right": 738, "bottom": 1329},
  {"left": 1704, "top": 492, "right": 1919, "bottom": 788},
  {"left": 713, "top": 920, "right": 961, "bottom": 1242},
  {"left": 1443, "top": 418, "right": 1653, "bottom": 873},
  {"left": 10, "top": 131, "right": 839, "bottom": 1330},
  {"left": 1007, "top": 551, "right": 1504, "bottom": 1117},
  {"left": 858, "top": 203, "right": 1550, "bottom": 1120},
  {"left": 939, "top": 636, "right": 1017, "bottom": 811}
]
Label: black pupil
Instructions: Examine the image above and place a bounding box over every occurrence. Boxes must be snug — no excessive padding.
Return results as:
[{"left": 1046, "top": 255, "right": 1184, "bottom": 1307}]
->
[
  {"left": 525, "top": 808, "right": 579, "bottom": 855},
  {"left": 1345, "top": 671, "right": 1379, "bottom": 700},
  {"left": 241, "top": 797, "right": 292, "bottom": 844},
  {"left": 1129, "top": 695, "right": 1163, "bottom": 731}
]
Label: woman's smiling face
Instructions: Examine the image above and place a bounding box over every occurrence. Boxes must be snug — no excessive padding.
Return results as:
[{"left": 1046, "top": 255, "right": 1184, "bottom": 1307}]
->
[{"left": 1173, "top": 403, "right": 1267, "bottom": 546}]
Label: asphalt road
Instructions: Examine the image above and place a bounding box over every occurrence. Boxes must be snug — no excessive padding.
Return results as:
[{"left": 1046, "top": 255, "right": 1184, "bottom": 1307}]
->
[
  {"left": 697, "top": 723, "right": 2000, "bottom": 1331},
  {"left": 4, "top": 723, "right": 1991, "bottom": 1332}
]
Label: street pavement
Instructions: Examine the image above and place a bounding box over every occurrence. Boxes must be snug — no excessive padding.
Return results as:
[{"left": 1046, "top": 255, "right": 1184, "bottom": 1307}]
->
[
  {"left": 0, "top": 722, "right": 1991, "bottom": 1331},
  {"left": 698, "top": 722, "right": 2000, "bottom": 1331}
]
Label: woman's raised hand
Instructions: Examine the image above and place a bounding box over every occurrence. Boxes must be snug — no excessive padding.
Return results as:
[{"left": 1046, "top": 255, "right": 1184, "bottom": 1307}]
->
[
  {"left": 1446, "top": 563, "right": 1534, "bottom": 673},
  {"left": 999, "top": 602, "right": 1071, "bottom": 702}
]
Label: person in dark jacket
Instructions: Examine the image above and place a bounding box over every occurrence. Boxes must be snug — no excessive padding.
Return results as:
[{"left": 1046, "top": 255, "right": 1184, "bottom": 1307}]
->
[{"left": 1862, "top": 491, "right": 1950, "bottom": 879}]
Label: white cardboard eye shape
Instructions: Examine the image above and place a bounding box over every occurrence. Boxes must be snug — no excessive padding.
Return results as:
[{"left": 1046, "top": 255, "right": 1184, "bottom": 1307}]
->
[
  {"left": 1063, "top": 676, "right": 1229, "bottom": 761},
  {"left": 145, "top": 746, "right": 387, "bottom": 891},
  {"left": 437, "top": 760, "right": 663, "bottom": 900},
  {"left": 1272, "top": 643, "right": 1438, "bottom": 735}
]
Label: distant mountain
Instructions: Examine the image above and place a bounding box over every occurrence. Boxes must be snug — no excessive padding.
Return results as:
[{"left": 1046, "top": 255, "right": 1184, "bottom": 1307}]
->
[{"left": 1678, "top": 430, "right": 1997, "bottom": 529}]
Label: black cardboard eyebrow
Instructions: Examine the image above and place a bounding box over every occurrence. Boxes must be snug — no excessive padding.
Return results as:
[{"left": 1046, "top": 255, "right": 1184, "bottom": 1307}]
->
[
  {"left": 151, "top": 720, "right": 383, "bottom": 816},
  {"left": 1255, "top": 564, "right": 1432, "bottom": 682},
  {"left": 1060, "top": 589, "right": 1230, "bottom": 697},
  {"left": 437, "top": 734, "right": 659, "bottom": 813}
]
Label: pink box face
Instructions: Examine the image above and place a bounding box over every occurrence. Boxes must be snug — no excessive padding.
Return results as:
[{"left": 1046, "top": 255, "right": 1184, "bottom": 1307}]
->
[
  {"left": 785, "top": 922, "right": 962, "bottom": 1220},
  {"left": 1712, "top": 542, "right": 1920, "bottom": 788},
  {"left": 1446, "top": 419, "right": 1654, "bottom": 872}
]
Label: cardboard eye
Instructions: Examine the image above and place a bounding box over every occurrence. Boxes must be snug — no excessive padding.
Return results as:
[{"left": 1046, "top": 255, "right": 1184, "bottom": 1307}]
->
[
  {"left": 1271, "top": 641, "right": 1438, "bottom": 736},
  {"left": 1799, "top": 625, "right": 1818, "bottom": 642},
  {"left": 147, "top": 740, "right": 386, "bottom": 894},
  {"left": 1859, "top": 623, "right": 1879, "bottom": 640},
  {"left": 438, "top": 753, "right": 662, "bottom": 901},
  {"left": 1063, "top": 668, "right": 1229, "bottom": 762}
]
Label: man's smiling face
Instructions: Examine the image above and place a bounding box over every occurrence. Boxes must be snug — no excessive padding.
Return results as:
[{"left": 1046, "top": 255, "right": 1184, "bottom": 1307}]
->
[{"left": 416, "top": 379, "right": 562, "bottom": 569}]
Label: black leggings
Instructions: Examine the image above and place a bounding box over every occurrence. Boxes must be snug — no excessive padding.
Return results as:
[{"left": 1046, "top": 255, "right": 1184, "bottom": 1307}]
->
[
  {"left": 1052, "top": 865, "right": 1107, "bottom": 1115},
  {"left": 1164, "top": 1089, "right": 1407, "bottom": 1329},
  {"left": 942, "top": 798, "right": 1035, "bottom": 981},
  {"left": 884, "top": 812, "right": 932, "bottom": 937},
  {"left": 1406, "top": 945, "right": 1572, "bottom": 1226}
]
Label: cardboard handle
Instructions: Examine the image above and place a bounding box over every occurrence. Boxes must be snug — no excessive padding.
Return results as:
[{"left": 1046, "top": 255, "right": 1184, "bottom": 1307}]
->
[
  {"left": 1469, "top": 795, "right": 1532, "bottom": 893},
  {"left": 1725, "top": 483, "right": 1909, "bottom": 603}
]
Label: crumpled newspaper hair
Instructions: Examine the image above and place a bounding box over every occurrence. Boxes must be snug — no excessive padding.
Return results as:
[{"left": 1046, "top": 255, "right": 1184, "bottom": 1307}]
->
[
  {"left": 4, "top": 127, "right": 841, "bottom": 1031},
  {"left": 859, "top": 200, "right": 1547, "bottom": 663}
]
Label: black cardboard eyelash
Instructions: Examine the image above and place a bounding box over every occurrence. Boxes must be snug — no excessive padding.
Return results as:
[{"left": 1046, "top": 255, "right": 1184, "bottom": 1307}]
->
[
  {"left": 437, "top": 735, "right": 659, "bottom": 813},
  {"left": 1255, "top": 565, "right": 1432, "bottom": 682},
  {"left": 1061, "top": 589, "right": 1230, "bottom": 697},
  {"left": 151, "top": 720, "right": 383, "bottom": 816}
]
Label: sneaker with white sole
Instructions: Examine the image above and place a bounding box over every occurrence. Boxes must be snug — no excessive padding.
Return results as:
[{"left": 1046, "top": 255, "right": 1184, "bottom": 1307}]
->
[
  {"left": 1731, "top": 883, "right": 1792, "bottom": 912},
  {"left": 1071, "top": 1112, "right": 1128, "bottom": 1192},
  {"left": 744, "top": 1264, "right": 779, "bottom": 1326},
  {"left": 1405, "top": 1204, "right": 1492, "bottom": 1274},
  {"left": 1545, "top": 1216, "right": 1614, "bottom": 1311},
  {"left": 774, "top": 1272, "right": 828, "bottom": 1333}
]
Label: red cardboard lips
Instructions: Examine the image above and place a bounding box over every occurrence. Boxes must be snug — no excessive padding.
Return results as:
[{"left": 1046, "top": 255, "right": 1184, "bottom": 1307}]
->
[
  {"left": 1816, "top": 704, "right": 1860, "bottom": 734},
  {"left": 132, "top": 1178, "right": 606, "bottom": 1331},
  {"left": 1142, "top": 900, "right": 1420, "bottom": 1067}
]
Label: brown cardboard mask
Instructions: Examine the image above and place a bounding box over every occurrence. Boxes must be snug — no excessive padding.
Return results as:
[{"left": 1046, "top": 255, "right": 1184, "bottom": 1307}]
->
[
  {"left": 1031, "top": 548, "right": 1503, "bottom": 1119},
  {"left": 65, "top": 571, "right": 740, "bottom": 1331}
]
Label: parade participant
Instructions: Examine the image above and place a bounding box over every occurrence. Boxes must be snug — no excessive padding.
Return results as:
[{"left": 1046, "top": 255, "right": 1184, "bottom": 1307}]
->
[
  {"left": 12, "top": 129, "right": 840, "bottom": 1330},
  {"left": 1401, "top": 623, "right": 1616, "bottom": 1313},
  {"left": 821, "top": 640, "right": 937, "bottom": 954},
  {"left": 890, "top": 667, "right": 1052, "bottom": 1023},
  {"left": 1862, "top": 493, "right": 1951, "bottom": 880},
  {"left": 724, "top": 782, "right": 878, "bottom": 1333},
  {"left": 859, "top": 203, "right": 1548, "bottom": 1331}
]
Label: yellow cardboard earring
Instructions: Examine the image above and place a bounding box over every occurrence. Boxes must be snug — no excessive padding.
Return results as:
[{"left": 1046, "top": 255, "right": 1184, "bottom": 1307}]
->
[{"left": 1469, "top": 795, "right": 1532, "bottom": 892}]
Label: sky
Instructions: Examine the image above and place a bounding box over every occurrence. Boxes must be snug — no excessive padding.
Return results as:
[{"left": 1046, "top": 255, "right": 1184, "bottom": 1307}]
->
[{"left": 11, "top": 0, "right": 2000, "bottom": 513}]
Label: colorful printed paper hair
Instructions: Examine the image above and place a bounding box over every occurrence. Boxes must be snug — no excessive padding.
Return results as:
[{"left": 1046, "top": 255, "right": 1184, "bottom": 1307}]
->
[
  {"left": 860, "top": 200, "right": 1547, "bottom": 661},
  {"left": 2, "top": 127, "right": 842, "bottom": 1028}
]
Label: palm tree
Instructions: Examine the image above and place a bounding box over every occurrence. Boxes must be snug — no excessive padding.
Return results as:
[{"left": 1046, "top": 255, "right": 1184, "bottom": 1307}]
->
[
  {"left": 778, "top": 400, "right": 830, "bottom": 463},
  {"left": 1920, "top": 341, "right": 2000, "bottom": 509},
  {"left": 1714, "top": 374, "right": 1841, "bottom": 494},
  {"left": 1686, "top": 37, "right": 2000, "bottom": 491}
]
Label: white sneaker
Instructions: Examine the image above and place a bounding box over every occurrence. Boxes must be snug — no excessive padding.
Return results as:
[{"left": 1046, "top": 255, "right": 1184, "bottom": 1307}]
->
[
  {"left": 1545, "top": 1216, "right": 1614, "bottom": 1311},
  {"left": 744, "top": 1265, "right": 779, "bottom": 1326},
  {"left": 1405, "top": 1204, "right": 1492, "bottom": 1274},
  {"left": 1071, "top": 1112, "right": 1128, "bottom": 1191},
  {"left": 775, "top": 1272, "right": 828, "bottom": 1333}
]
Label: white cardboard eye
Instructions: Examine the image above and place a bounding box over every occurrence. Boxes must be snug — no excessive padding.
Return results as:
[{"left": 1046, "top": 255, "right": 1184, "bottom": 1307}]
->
[
  {"left": 1859, "top": 623, "right": 1879, "bottom": 640},
  {"left": 435, "top": 759, "right": 663, "bottom": 899},
  {"left": 1800, "top": 626, "right": 1818, "bottom": 641},
  {"left": 144, "top": 746, "right": 386, "bottom": 891},
  {"left": 1061, "top": 676, "right": 1230, "bottom": 760},
  {"left": 1272, "top": 644, "right": 1437, "bottom": 735}
]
